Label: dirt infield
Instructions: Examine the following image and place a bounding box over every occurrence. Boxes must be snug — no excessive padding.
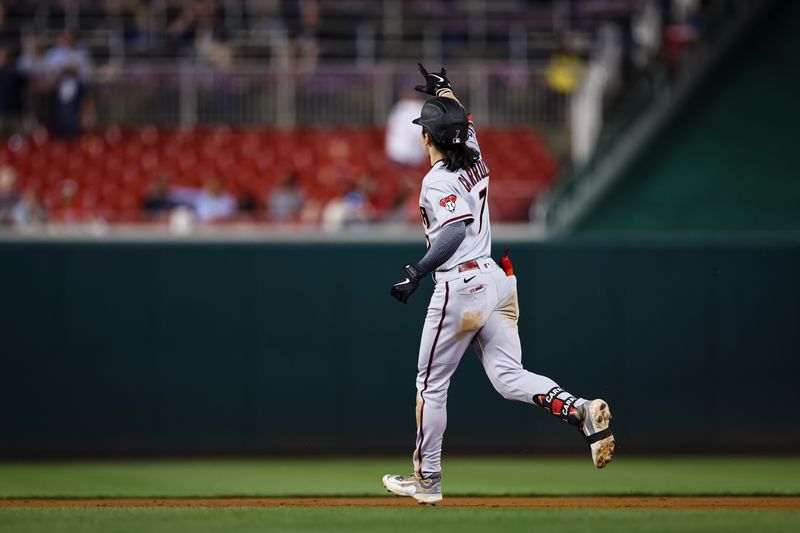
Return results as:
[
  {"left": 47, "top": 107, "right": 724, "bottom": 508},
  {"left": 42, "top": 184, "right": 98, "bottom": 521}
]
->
[{"left": 2, "top": 497, "right": 798, "bottom": 510}]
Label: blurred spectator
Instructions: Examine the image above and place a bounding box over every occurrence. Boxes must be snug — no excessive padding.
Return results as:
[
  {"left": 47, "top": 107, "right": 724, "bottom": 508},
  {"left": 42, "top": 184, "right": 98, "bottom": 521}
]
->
[
  {"left": 198, "top": 36, "right": 233, "bottom": 71},
  {"left": 141, "top": 177, "right": 181, "bottom": 215},
  {"left": 568, "top": 20, "right": 626, "bottom": 167},
  {"left": 267, "top": 173, "right": 305, "bottom": 222},
  {"left": 44, "top": 30, "right": 92, "bottom": 81},
  {"left": 237, "top": 190, "right": 258, "bottom": 216},
  {"left": 0, "top": 165, "right": 47, "bottom": 226},
  {"left": 321, "top": 179, "right": 375, "bottom": 232},
  {"left": 0, "top": 47, "right": 27, "bottom": 135},
  {"left": 194, "top": 1, "right": 233, "bottom": 70},
  {"left": 17, "top": 37, "right": 51, "bottom": 127},
  {"left": 17, "top": 37, "right": 48, "bottom": 79},
  {"left": 0, "top": 164, "right": 20, "bottom": 224},
  {"left": 283, "top": 0, "right": 320, "bottom": 70},
  {"left": 631, "top": 0, "right": 662, "bottom": 71},
  {"left": 571, "top": 55, "right": 611, "bottom": 166},
  {"left": 663, "top": 0, "right": 706, "bottom": 80},
  {"left": 168, "top": 206, "right": 194, "bottom": 234},
  {"left": 545, "top": 39, "right": 584, "bottom": 94},
  {"left": 166, "top": 4, "right": 199, "bottom": 56},
  {"left": 167, "top": 0, "right": 230, "bottom": 67},
  {"left": 170, "top": 177, "right": 236, "bottom": 222},
  {"left": 594, "top": 22, "right": 623, "bottom": 98},
  {"left": 12, "top": 189, "right": 47, "bottom": 226},
  {"left": 53, "top": 66, "right": 87, "bottom": 139},
  {"left": 385, "top": 91, "right": 426, "bottom": 166},
  {"left": 120, "top": 2, "right": 156, "bottom": 56}
]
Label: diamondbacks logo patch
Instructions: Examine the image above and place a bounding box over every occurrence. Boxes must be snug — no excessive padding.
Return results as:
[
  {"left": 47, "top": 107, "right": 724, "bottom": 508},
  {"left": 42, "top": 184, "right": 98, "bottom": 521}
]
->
[{"left": 439, "top": 194, "right": 457, "bottom": 213}]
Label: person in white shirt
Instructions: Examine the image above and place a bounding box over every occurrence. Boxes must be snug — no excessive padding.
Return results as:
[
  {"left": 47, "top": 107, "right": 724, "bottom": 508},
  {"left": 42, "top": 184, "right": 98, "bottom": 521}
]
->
[
  {"left": 44, "top": 30, "right": 92, "bottom": 81},
  {"left": 385, "top": 91, "right": 426, "bottom": 166},
  {"left": 170, "top": 177, "right": 236, "bottom": 222}
]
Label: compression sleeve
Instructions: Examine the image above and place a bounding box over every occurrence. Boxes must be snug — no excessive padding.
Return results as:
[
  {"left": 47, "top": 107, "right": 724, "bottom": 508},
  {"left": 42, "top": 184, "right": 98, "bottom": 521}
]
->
[{"left": 415, "top": 221, "right": 467, "bottom": 275}]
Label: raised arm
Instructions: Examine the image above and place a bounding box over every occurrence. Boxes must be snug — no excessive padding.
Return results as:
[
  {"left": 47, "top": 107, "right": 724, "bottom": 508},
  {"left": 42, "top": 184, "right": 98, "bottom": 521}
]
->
[{"left": 414, "top": 63, "right": 479, "bottom": 154}]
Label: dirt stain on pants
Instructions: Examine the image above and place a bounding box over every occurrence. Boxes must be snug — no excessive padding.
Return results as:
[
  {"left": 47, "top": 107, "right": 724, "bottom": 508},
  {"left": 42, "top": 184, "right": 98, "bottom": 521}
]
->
[
  {"left": 456, "top": 311, "right": 483, "bottom": 340},
  {"left": 499, "top": 292, "right": 519, "bottom": 329}
]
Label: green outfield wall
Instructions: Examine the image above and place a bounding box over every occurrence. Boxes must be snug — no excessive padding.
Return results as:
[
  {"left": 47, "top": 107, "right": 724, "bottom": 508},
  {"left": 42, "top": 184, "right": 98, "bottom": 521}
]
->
[{"left": 1, "top": 239, "right": 798, "bottom": 457}]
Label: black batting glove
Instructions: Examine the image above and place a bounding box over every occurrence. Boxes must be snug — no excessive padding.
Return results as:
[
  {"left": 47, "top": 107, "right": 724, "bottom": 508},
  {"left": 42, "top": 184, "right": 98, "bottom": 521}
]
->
[
  {"left": 390, "top": 263, "right": 426, "bottom": 304},
  {"left": 415, "top": 63, "right": 453, "bottom": 96}
]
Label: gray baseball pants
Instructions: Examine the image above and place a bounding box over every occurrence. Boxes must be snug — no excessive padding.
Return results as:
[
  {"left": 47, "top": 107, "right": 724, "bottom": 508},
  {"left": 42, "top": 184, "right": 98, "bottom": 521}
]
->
[{"left": 412, "top": 260, "right": 580, "bottom": 477}]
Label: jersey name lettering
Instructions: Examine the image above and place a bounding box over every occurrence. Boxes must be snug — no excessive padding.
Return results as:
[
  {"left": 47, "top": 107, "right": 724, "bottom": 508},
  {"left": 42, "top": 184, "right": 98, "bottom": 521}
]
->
[{"left": 457, "top": 159, "right": 489, "bottom": 193}]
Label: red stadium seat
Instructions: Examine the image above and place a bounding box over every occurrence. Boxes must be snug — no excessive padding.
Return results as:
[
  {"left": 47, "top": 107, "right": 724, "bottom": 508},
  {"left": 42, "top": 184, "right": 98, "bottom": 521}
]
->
[{"left": 10, "top": 126, "right": 557, "bottom": 222}]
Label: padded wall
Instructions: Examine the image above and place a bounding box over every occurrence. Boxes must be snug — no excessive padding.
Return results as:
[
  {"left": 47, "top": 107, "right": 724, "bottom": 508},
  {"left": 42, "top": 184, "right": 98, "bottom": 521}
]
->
[{"left": 1, "top": 239, "right": 798, "bottom": 457}]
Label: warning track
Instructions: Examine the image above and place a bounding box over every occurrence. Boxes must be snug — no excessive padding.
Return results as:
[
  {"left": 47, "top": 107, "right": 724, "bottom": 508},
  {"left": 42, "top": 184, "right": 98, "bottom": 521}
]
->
[{"left": 1, "top": 497, "right": 798, "bottom": 510}]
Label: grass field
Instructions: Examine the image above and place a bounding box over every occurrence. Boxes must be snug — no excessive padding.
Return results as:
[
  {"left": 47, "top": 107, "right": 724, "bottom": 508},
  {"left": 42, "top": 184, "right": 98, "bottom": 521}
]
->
[
  {"left": 3, "top": 507, "right": 799, "bottom": 533},
  {"left": 1, "top": 457, "right": 799, "bottom": 532}
]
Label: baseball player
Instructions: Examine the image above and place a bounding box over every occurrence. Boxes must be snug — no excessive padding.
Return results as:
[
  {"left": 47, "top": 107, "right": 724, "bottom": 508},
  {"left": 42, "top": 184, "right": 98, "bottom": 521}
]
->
[{"left": 382, "top": 65, "right": 615, "bottom": 505}]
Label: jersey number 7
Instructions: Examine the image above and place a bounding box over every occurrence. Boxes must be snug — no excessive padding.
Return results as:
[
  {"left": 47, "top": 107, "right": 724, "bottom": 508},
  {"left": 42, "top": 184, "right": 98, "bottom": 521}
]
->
[{"left": 478, "top": 187, "right": 488, "bottom": 233}]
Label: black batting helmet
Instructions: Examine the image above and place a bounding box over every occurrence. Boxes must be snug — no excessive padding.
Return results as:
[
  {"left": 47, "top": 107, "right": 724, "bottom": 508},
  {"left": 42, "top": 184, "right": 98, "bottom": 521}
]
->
[{"left": 412, "top": 97, "right": 469, "bottom": 147}]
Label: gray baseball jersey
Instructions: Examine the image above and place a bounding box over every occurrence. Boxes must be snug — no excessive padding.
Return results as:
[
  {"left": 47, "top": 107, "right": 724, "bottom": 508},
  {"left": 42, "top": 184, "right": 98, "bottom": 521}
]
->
[{"left": 418, "top": 124, "right": 490, "bottom": 271}]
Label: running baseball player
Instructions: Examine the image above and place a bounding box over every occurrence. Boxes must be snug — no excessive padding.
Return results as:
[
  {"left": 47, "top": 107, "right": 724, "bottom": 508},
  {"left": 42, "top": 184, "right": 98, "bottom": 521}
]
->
[{"left": 383, "top": 65, "right": 615, "bottom": 505}]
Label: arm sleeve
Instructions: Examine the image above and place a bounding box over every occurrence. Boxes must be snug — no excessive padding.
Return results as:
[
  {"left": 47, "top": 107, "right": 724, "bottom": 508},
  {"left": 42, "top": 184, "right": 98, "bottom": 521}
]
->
[{"left": 415, "top": 221, "right": 466, "bottom": 275}]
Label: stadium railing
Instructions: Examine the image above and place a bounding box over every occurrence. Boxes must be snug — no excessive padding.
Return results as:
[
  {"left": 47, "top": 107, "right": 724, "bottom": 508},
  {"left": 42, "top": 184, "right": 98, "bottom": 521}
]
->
[{"left": 90, "top": 63, "right": 567, "bottom": 130}]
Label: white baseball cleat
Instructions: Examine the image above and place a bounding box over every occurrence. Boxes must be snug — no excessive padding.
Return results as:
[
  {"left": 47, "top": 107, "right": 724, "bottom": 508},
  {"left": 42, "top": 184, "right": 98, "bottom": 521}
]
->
[
  {"left": 580, "top": 399, "right": 615, "bottom": 469},
  {"left": 382, "top": 473, "right": 443, "bottom": 505}
]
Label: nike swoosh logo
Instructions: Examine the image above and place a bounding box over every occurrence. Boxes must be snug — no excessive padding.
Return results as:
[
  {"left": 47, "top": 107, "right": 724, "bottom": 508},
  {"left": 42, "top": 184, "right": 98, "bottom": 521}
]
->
[
  {"left": 431, "top": 74, "right": 444, "bottom": 82},
  {"left": 394, "top": 278, "right": 410, "bottom": 287},
  {"left": 464, "top": 276, "right": 476, "bottom": 283}
]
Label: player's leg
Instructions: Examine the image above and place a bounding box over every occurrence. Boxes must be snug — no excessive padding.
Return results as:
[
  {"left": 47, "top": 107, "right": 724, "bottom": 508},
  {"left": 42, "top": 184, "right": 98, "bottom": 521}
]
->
[
  {"left": 475, "top": 269, "right": 615, "bottom": 467},
  {"left": 411, "top": 280, "right": 477, "bottom": 479},
  {"left": 473, "top": 271, "right": 582, "bottom": 415},
  {"left": 384, "top": 279, "right": 478, "bottom": 503}
]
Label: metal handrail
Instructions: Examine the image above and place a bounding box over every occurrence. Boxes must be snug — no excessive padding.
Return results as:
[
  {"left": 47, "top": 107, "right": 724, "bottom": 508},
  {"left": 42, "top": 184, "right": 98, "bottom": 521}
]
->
[{"left": 89, "top": 63, "right": 565, "bottom": 132}]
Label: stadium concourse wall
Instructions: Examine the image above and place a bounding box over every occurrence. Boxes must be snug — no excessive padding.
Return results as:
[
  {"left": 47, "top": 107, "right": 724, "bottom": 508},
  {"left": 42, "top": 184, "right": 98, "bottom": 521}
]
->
[{"left": 1, "top": 237, "right": 798, "bottom": 458}]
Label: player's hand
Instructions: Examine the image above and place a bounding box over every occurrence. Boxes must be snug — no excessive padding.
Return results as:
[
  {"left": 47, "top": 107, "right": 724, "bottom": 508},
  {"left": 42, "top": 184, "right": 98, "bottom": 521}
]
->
[
  {"left": 390, "top": 264, "right": 426, "bottom": 304},
  {"left": 415, "top": 63, "right": 452, "bottom": 96}
]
